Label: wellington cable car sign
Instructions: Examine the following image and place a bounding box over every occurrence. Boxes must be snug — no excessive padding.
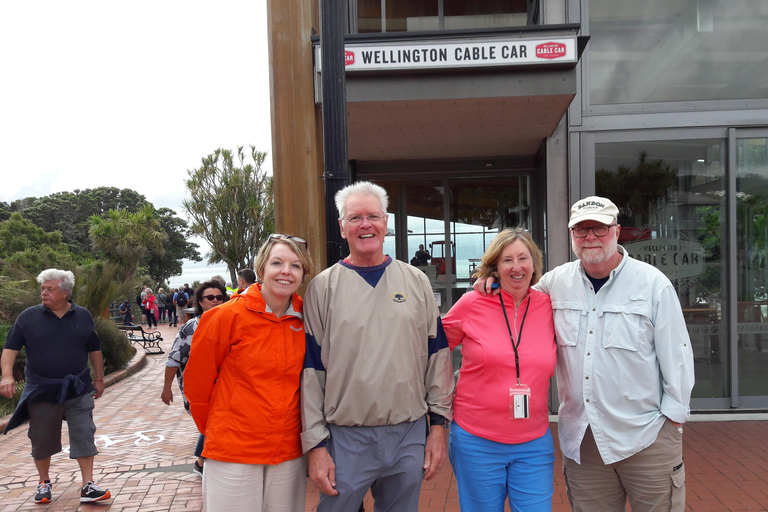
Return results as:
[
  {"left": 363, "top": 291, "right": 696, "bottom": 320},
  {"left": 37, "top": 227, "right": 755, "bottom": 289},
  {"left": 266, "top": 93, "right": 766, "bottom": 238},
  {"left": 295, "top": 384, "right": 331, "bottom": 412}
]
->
[
  {"left": 316, "top": 36, "right": 578, "bottom": 72},
  {"left": 624, "top": 237, "right": 705, "bottom": 281}
]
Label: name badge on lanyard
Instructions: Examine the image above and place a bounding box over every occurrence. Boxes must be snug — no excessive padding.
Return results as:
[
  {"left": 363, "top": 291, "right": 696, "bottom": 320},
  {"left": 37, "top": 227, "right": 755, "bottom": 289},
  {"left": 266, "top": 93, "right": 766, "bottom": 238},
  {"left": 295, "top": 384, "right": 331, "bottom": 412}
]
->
[
  {"left": 500, "top": 292, "right": 532, "bottom": 420},
  {"left": 510, "top": 383, "right": 531, "bottom": 419}
]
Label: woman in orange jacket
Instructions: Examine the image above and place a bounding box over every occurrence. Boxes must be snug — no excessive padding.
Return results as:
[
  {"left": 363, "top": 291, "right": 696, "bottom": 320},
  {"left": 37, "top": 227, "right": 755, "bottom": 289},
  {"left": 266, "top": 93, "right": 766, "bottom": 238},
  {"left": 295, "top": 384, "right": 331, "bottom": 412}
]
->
[{"left": 184, "top": 234, "right": 314, "bottom": 512}]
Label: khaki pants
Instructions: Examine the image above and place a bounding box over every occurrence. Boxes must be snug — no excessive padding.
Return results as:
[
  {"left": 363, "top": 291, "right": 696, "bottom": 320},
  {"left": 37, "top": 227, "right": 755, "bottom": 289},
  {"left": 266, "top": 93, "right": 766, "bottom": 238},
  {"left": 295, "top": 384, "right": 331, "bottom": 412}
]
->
[
  {"left": 563, "top": 420, "right": 685, "bottom": 512},
  {"left": 202, "top": 456, "right": 306, "bottom": 512}
]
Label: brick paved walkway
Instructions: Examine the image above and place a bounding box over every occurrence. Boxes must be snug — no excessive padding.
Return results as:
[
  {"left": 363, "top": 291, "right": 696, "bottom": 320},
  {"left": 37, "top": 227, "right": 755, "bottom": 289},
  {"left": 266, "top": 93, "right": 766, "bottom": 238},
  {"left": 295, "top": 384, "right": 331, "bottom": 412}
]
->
[{"left": 1, "top": 320, "right": 768, "bottom": 511}]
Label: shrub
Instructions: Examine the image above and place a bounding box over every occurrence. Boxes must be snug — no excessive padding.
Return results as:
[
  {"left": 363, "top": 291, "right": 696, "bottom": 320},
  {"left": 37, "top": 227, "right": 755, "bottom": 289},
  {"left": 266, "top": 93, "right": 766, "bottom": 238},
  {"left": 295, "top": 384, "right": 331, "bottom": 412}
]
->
[
  {"left": 0, "top": 321, "right": 24, "bottom": 417},
  {"left": 0, "top": 382, "right": 23, "bottom": 417},
  {"left": 0, "top": 321, "right": 26, "bottom": 381},
  {"left": 94, "top": 317, "right": 135, "bottom": 375},
  {"left": 0, "top": 277, "right": 39, "bottom": 325}
]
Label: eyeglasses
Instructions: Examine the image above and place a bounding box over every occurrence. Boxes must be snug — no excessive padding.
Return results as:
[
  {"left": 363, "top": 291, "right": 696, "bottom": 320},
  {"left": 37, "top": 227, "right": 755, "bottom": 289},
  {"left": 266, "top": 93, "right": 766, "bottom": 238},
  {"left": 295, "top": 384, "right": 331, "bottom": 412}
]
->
[
  {"left": 571, "top": 224, "right": 617, "bottom": 238},
  {"left": 343, "top": 214, "right": 386, "bottom": 224},
  {"left": 202, "top": 295, "right": 225, "bottom": 302},
  {"left": 269, "top": 233, "right": 308, "bottom": 248}
]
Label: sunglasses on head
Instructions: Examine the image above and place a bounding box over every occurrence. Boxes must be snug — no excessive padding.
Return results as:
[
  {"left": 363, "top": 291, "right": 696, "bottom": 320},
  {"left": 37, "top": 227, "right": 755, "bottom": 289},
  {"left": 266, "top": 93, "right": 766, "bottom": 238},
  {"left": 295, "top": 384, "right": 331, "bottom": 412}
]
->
[
  {"left": 203, "top": 294, "right": 225, "bottom": 302},
  {"left": 269, "top": 233, "right": 308, "bottom": 248}
]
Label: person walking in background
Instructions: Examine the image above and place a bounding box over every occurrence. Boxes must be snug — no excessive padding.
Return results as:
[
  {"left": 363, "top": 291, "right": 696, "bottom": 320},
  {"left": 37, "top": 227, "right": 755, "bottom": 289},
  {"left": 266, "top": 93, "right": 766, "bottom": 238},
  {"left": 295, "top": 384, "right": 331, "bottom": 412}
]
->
[
  {"left": 184, "top": 234, "right": 314, "bottom": 512},
  {"left": 302, "top": 182, "right": 454, "bottom": 512},
  {"left": 443, "top": 228, "right": 556, "bottom": 511},
  {"left": 157, "top": 288, "right": 169, "bottom": 324},
  {"left": 143, "top": 288, "right": 158, "bottom": 329},
  {"left": 161, "top": 279, "right": 229, "bottom": 477},
  {"left": 0, "top": 269, "right": 111, "bottom": 504},
  {"left": 476, "top": 196, "right": 695, "bottom": 512},
  {"left": 137, "top": 286, "right": 147, "bottom": 324},
  {"left": 173, "top": 287, "right": 190, "bottom": 328}
]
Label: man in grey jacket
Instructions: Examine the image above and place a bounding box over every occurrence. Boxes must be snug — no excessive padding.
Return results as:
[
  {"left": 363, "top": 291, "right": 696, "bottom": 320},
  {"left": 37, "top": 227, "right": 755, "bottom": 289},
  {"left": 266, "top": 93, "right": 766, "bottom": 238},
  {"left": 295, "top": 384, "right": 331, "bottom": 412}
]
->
[{"left": 301, "top": 181, "right": 454, "bottom": 512}]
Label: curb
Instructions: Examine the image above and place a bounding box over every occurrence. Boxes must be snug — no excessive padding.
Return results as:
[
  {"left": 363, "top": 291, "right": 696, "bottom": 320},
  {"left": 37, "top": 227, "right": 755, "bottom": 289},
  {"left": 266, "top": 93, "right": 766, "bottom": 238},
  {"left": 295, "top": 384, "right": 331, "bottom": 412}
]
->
[{"left": 0, "top": 348, "right": 147, "bottom": 433}]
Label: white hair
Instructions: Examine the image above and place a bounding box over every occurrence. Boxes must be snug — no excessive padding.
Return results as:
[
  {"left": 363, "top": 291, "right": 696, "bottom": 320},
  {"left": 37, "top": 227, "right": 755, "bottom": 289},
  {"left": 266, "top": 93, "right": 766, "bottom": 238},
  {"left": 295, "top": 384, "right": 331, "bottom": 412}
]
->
[
  {"left": 335, "top": 181, "right": 389, "bottom": 220},
  {"left": 37, "top": 268, "right": 75, "bottom": 296}
]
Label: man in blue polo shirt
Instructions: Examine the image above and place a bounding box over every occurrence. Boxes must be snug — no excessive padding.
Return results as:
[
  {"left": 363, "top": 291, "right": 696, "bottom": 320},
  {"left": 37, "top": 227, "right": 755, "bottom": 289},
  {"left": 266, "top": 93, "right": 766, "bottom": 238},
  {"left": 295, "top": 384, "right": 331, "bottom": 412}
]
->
[{"left": 0, "top": 269, "right": 112, "bottom": 505}]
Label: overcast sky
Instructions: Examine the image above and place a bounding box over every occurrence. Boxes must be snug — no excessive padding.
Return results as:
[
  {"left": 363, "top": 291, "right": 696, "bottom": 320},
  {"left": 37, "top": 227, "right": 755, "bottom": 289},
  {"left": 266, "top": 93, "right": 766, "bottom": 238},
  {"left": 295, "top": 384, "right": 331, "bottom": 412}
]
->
[{"left": 0, "top": 1, "right": 272, "bottom": 284}]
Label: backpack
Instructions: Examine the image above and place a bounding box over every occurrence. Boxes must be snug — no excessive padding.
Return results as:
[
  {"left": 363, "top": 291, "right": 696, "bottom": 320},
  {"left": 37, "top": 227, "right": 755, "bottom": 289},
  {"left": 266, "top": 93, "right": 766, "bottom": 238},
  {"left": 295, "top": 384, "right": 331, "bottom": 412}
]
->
[{"left": 176, "top": 293, "right": 188, "bottom": 307}]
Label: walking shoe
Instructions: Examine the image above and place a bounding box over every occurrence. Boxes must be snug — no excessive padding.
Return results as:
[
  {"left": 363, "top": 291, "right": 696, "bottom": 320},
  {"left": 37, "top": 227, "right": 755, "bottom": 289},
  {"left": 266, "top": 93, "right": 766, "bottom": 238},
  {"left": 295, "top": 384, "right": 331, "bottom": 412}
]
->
[
  {"left": 193, "top": 460, "right": 204, "bottom": 476},
  {"left": 34, "top": 481, "right": 52, "bottom": 504},
  {"left": 80, "top": 481, "right": 111, "bottom": 503}
]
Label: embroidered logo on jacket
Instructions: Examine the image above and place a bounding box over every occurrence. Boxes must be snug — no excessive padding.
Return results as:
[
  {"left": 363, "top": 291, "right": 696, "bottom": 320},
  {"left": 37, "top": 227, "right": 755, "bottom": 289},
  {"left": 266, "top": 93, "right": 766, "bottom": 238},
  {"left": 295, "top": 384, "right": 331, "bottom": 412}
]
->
[
  {"left": 392, "top": 293, "right": 407, "bottom": 303},
  {"left": 290, "top": 325, "right": 303, "bottom": 332}
]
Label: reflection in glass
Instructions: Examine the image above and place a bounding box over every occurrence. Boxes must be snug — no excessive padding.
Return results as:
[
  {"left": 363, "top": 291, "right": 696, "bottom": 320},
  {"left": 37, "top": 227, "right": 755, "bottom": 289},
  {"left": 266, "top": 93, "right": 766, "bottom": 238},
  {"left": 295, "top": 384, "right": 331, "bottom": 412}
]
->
[
  {"left": 588, "top": 0, "right": 768, "bottom": 104},
  {"left": 595, "top": 139, "right": 727, "bottom": 398},
  {"left": 736, "top": 137, "right": 768, "bottom": 397},
  {"left": 356, "top": 0, "right": 532, "bottom": 33}
]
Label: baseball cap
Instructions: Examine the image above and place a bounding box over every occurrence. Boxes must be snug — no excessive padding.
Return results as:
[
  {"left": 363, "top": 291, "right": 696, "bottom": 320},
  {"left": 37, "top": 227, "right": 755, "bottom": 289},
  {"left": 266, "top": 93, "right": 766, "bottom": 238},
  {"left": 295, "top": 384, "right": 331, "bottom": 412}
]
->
[{"left": 568, "top": 196, "right": 619, "bottom": 228}]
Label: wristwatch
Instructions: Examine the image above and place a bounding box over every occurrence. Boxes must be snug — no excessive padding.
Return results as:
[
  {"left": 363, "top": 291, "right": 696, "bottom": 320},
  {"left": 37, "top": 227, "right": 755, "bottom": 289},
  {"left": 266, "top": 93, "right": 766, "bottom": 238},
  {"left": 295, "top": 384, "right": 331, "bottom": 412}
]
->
[{"left": 430, "top": 415, "right": 450, "bottom": 431}]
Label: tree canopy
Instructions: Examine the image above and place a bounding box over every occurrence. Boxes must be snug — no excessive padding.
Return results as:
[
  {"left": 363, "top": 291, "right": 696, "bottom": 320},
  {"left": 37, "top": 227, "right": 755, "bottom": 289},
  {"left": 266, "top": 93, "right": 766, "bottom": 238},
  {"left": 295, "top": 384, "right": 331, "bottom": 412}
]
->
[
  {"left": 15, "top": 187, "right": 147, "bottom": 255},
  {"left": 3, "top": 187, "right": 200, "bottom": 284},
  {"left": 89, "top": 205, "right": 168, "bottom": 281},
  {"left": 0, "top": 213, "right": 78, "bottom": 278},
  {"left": 183, "top": 146, "right": 274, "bottom": 284}
]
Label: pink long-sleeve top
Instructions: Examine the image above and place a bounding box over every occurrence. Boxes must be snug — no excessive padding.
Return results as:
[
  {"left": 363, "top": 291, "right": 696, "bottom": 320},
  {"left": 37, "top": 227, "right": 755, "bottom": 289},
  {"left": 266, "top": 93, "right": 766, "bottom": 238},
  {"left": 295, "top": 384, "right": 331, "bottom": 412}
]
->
[{"left": 442, "top": 288, "right": 556, "bottom": 444}]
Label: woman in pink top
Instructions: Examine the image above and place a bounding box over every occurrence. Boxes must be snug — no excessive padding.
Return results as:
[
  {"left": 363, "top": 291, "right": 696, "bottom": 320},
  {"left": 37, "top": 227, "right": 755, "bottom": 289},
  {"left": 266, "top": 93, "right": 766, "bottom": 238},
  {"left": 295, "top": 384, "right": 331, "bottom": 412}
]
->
[{"left": 442, "top": 228, "right": 556, "bottom": 512}]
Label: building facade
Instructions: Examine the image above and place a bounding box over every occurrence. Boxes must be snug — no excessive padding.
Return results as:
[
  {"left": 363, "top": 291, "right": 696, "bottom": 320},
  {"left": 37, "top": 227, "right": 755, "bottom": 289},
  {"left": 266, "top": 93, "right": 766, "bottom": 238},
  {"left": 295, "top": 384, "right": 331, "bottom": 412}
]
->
[{"left": 267, "top": 0, "right": 768, "bottom": 411}]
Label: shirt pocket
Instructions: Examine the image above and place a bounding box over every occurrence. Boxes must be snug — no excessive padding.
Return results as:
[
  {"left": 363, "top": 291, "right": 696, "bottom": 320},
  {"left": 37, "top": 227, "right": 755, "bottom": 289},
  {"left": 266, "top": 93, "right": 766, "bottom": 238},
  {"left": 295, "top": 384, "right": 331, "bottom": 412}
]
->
[
  {"left": 600, "top": 295, "right": 652, "bottom": 352},
  {"left": 551, "top": 301, "right": 585, "bottom": 347}
]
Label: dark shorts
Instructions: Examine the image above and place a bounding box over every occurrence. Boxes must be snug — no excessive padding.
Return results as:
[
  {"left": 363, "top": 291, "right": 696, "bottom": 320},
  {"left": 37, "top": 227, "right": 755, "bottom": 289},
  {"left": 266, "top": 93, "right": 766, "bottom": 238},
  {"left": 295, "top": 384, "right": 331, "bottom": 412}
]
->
[{"left": 27, "top": 392, "right": 98, "bottom": 460}]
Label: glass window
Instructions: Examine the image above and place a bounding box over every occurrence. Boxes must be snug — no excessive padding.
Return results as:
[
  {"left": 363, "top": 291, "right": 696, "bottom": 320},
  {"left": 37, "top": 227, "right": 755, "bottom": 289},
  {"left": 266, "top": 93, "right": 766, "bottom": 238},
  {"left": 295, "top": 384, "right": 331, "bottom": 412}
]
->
[
  {"left": 356, "top": 0, "right": 532, "bottom": 33},
  {"left": 736, "top": 137, "right": 768, "bottom": 397},
  {"left": 588, "top": 0, "right": 768, "bottom": 104},
  {"left": 595, "top": 138, "right": 728, "bottom": 399},
  {"left": 443, "top": 0, "right": 529, "bottom": 30}
]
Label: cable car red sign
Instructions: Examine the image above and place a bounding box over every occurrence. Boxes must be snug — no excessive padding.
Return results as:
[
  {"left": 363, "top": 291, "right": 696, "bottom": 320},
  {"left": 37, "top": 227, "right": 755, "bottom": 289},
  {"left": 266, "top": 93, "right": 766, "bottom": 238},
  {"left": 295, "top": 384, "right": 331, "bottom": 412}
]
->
[{"left": 535, "top": 42, "right": 566, "bottom": 59}]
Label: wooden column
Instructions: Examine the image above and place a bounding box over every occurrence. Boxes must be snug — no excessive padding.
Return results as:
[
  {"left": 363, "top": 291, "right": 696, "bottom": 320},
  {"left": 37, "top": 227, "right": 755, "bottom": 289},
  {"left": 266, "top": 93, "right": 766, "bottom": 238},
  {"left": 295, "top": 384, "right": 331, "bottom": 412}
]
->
[{"left": 268, "top": 0, "right": 327, "bottom": 277}]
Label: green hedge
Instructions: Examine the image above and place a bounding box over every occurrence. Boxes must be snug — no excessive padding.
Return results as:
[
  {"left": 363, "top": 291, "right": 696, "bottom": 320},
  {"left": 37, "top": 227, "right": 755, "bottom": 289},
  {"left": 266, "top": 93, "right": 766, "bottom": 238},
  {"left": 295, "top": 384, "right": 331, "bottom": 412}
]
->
[{"left": 94, "top": 317, "right": 136, "bottom": 375}]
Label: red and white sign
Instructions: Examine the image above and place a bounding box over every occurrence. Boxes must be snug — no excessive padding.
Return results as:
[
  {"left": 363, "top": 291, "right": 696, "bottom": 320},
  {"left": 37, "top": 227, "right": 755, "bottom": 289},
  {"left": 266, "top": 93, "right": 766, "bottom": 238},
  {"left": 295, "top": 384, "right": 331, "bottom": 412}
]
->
[
  {"left": 316, "top": 36, "right": 577, "bottom": 72},
  {"left": 536, "top": 42, "right": 567, "bottom": 59}
]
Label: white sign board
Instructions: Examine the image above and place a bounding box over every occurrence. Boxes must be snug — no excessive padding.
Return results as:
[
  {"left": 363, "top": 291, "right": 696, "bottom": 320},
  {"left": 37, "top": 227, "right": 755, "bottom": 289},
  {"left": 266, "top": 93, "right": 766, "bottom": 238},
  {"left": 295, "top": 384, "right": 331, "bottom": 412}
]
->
[
  {"left": 316, "top": 36, "right": 578, "bottom": 72},
  {"left": 624, "top": 237, "right": 706, "bottom": 281}
]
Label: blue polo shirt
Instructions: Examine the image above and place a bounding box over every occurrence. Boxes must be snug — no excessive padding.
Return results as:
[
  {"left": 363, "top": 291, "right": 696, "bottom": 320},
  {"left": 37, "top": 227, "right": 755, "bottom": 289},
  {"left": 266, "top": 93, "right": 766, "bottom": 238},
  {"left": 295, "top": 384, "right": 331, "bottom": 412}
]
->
[{"left": 4, "top": 301, "right": 101, "bottom": 380}]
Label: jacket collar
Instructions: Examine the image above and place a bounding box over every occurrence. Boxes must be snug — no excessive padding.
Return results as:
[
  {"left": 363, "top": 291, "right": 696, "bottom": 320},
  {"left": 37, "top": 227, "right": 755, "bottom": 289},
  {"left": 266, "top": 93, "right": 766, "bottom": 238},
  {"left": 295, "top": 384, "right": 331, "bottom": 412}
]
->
[{"left": 242, "top": 283, "right": 304, "bottom": 319}]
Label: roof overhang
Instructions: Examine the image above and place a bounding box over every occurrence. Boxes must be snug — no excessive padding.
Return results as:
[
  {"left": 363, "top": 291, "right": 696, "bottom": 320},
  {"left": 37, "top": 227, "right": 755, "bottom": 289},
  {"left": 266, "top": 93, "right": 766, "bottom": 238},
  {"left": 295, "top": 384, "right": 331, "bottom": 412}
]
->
[{"left": 313, "top": 25, "right": 587, "bottom": 161}]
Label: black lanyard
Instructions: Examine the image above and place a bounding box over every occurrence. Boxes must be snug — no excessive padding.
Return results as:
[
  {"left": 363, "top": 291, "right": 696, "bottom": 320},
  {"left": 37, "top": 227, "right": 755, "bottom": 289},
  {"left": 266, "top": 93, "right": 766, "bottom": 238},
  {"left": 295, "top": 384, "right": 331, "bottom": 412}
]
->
[{"left": 499, "top": 293, "right": 531, "bottom": 383}]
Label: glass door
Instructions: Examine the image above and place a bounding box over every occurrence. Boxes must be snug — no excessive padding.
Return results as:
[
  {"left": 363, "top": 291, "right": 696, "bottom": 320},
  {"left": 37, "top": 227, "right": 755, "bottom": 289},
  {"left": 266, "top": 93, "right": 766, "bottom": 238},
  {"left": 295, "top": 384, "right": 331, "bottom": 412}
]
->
[
  {"left": 593, "top": 136, "right": 729, "bottom": 403},
  {"left": 736, "top": 134, "right": 768, "bottom": 401}
]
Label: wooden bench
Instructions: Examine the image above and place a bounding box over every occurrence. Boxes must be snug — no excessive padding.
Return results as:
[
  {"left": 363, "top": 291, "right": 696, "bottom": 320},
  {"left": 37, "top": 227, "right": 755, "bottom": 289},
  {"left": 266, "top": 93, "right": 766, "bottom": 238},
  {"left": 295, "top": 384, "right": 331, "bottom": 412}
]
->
[{"left": 118, "top": 325, "right": 164, "bottom": 355}]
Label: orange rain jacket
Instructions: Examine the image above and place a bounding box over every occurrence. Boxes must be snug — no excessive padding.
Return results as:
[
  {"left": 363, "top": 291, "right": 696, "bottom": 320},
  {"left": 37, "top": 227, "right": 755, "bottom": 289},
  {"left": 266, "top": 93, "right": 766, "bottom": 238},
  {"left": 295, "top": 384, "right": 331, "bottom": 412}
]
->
[{"left": 184, "top": 284, "right": 305, "bottom": 465}]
